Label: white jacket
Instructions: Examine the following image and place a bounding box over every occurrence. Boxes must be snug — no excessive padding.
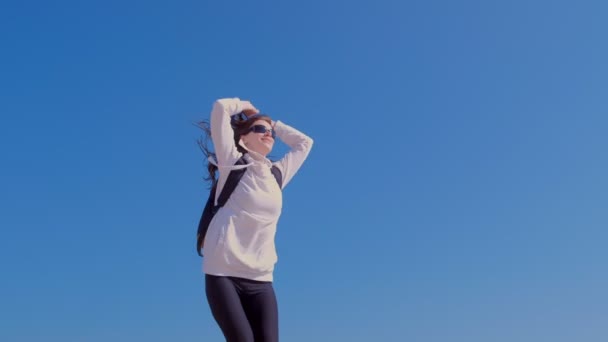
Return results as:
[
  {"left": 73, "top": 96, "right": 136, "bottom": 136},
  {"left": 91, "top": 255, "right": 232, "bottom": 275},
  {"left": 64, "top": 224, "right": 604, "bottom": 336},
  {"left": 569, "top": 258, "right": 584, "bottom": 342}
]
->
[{"left": 202, "top": 98, "right": 313, "bottom": 281}]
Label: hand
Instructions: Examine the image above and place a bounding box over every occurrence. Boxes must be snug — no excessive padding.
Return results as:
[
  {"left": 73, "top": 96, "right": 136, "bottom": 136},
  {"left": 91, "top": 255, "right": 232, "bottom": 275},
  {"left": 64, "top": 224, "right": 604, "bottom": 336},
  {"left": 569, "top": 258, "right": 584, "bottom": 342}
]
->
[{"left": 240, "top": 100, "right": 260, "bottom": 117}]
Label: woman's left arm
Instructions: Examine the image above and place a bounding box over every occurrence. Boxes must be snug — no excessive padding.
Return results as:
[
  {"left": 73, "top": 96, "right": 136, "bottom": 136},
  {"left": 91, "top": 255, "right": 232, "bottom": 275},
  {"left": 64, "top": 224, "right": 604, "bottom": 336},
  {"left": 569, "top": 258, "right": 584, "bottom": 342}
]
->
[{"left": 272, "top": 121, "right": 314, "bottom": 189}]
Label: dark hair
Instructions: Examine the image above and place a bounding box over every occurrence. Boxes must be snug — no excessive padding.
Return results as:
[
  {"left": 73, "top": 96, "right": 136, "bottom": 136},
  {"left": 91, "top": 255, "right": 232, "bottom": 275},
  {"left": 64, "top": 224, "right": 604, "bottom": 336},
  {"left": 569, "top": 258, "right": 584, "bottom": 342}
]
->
[{"left": 197, "top": 114, "right": 273, "bottom": 185}]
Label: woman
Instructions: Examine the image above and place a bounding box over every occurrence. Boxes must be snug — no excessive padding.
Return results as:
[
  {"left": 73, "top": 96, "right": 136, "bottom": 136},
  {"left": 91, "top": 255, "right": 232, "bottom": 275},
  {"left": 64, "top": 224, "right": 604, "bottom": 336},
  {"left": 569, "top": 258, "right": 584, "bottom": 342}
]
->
[{"left": 198, "top": 97, "right": 313, "bottom": 342}]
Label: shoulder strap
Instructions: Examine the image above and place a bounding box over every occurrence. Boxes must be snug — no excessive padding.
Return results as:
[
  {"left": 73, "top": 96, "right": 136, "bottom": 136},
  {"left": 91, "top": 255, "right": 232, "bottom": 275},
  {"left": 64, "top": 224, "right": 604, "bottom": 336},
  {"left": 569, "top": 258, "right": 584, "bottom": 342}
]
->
[
  {"left": 270, "top": 165, "right": 283, "bottom": 189},
  {"left": 214, "top": 156, "right": 282, "bottom": 212},
  {"left": 196, "top": 155, "right": 248, "bottom": 257},
  {"left": 214, "top": 155, "right": 249, "bottom": 212},
  {"left": 218, "top": 157, "right": 283, "bottom": 205},
  {"left": 196, "top": 183, "right": 217, "bottom": 256}
]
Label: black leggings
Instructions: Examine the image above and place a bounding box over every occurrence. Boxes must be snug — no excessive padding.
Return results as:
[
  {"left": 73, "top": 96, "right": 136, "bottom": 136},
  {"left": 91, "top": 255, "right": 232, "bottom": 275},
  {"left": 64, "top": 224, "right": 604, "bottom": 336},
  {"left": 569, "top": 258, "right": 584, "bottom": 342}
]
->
[{"left": 205, "top": 274, "right": 279, "bottom": 342}]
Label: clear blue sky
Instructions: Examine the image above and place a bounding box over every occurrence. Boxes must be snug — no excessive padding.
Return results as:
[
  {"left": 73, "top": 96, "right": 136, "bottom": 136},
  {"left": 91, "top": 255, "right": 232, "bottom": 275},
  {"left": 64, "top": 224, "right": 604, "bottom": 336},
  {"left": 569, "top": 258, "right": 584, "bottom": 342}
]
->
[{"left": 1, "top": 0, "right": 607, "bottom": 341}]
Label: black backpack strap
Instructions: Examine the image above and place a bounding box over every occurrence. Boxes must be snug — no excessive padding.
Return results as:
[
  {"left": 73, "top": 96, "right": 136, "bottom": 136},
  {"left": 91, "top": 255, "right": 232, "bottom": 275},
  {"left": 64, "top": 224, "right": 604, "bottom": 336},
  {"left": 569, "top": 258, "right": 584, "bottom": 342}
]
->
[
  {"left": 196, "top": 155, "right": 248, "bottom": 256},
  {"left": 214, "top": 156, "right": 249, "bottom": 212},
  {"left": 270, "top": 165, "right": 283, "bottom": 189},
  {"left": 196, "top": 184, "right": 218, "bottom": 256}
]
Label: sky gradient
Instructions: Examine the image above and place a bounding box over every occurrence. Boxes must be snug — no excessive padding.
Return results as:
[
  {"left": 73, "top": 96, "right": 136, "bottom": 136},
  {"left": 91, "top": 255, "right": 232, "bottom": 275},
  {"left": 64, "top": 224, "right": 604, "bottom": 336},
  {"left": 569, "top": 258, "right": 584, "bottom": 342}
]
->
[{"left": 1, "top": 1, "right": 607, "bottom": 341}]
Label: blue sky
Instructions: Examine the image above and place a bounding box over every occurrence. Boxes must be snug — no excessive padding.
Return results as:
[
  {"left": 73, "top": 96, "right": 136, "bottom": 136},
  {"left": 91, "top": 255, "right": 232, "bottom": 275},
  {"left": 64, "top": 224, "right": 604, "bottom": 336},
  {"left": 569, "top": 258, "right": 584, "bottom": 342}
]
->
[{"left": 1, "top": 0, "right": 607, "bottom": 341}]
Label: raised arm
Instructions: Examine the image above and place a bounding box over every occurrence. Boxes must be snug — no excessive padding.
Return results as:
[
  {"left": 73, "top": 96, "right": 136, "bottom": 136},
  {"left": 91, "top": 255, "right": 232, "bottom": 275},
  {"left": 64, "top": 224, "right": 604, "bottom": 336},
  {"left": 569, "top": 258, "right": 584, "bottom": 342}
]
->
[
  {"left": 272, "top": 121, "right": 314, "bottom": 189},
  {"left": 210, "top": 98, "right": 258, "bottom": 166}
]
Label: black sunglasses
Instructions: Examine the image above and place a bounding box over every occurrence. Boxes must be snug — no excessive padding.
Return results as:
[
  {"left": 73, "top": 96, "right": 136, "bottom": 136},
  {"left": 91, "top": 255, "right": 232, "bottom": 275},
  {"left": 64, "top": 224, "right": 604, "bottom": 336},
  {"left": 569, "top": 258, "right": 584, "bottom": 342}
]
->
[{"left": 248, "top": 124, "right": 276, "bottom": 138}]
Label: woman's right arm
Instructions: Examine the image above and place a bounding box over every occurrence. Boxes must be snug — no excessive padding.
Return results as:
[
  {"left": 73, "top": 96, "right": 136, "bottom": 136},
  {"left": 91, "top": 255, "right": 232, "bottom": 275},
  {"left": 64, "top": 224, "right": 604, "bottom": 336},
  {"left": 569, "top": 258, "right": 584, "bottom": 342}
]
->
[{"left": 210, "top": 98, "right": 248, "bottom": 166}]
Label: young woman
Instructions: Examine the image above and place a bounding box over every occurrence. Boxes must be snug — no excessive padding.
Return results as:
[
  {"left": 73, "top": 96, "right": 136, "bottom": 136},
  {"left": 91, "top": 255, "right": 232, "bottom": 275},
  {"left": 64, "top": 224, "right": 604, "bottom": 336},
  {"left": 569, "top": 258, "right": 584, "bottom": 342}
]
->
[{"left": 198, "top": 98, "right": 313, "bottom": 342}]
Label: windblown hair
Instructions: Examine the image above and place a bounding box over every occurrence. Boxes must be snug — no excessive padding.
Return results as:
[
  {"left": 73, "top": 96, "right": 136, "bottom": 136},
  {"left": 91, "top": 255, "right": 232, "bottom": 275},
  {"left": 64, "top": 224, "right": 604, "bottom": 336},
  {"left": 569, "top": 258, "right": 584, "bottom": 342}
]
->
[{"left": 197, "top": 114, "right": 272, "bottom": 185}]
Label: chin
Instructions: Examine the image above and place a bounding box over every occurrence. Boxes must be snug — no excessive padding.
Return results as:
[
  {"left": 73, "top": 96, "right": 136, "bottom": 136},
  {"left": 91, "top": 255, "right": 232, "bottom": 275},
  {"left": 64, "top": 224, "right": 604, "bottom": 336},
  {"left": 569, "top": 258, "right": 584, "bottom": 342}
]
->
[
  {"left": 261, "top": 142, "right": 274, "bottom": 153},
  {"left": 252, "top": 145, "right": 272, "bottom": 156}
]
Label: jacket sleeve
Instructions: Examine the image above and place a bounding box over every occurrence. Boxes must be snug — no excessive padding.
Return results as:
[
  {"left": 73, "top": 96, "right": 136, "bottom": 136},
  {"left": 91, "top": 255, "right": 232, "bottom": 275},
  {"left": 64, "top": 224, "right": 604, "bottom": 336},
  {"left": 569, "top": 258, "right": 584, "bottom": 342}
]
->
[
  {"left": 210, "top": 98, "right": 243, "bottom": 167},
  {"left": 272, "top": 121, "right": 314, "bottom": 189},
  {"left": 209, "top": 98, "right": 245, "bottom": 205}
]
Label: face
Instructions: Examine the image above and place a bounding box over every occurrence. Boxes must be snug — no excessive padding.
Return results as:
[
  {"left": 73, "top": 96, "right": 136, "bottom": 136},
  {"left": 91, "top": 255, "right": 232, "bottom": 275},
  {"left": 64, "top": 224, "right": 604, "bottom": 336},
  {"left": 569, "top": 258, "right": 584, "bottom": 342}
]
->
[{"left": 241, "top": 119, "right": 275, "bottom": 156}]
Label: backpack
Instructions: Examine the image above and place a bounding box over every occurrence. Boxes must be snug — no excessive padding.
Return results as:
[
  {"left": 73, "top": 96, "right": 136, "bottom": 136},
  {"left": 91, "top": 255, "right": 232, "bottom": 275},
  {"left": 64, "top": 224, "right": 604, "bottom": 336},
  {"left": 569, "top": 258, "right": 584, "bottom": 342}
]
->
[{"left": 196, "top": 155, "right": 283, "bottom": 256}]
